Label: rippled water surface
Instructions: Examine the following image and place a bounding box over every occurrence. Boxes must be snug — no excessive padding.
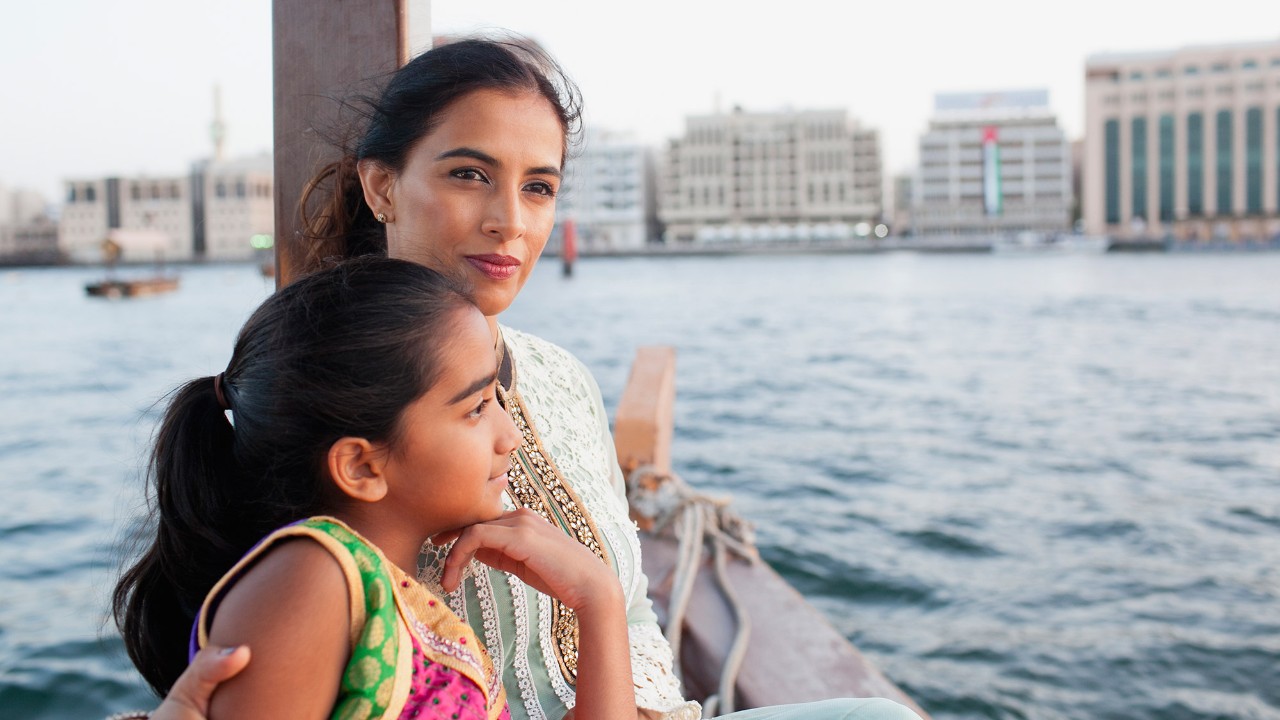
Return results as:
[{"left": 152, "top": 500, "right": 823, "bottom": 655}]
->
[{"left": 1, "top": 253, "right": 1277, "bottom": 719}]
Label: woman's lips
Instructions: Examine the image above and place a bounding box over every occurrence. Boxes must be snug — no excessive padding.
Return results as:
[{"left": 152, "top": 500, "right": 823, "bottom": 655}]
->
[{"left": 466, "top": 255, "right": 521, "bottom": 280}]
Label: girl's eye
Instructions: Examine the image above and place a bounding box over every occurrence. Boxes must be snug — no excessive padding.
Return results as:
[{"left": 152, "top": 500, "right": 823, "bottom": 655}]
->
[
  {"left": 469, "top": 397, "right": 490, "bottom": 419},
  {"left": 525, "top": 181, "right": 557, "bottom": 197}
]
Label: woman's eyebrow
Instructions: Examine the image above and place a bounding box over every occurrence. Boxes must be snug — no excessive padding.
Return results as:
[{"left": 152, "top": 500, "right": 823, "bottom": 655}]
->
[{"left": 436, "top": 146, "right": 562, "bottom": 179}]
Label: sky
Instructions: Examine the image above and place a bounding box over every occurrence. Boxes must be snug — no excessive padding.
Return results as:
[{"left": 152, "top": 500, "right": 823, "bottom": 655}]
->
[{"left": 3, "top": 0, "right": 1278, "bottom": 205}]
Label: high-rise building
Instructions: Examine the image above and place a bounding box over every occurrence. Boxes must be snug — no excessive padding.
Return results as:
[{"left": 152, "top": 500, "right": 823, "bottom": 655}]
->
[
  {"left": 1083, "top": 39, "right": 1280, "bottom": 241},
  {"left": 913, "top": 90, "right": 1072, "bottom": 236},
  {"left": 659, "top": 107, "right": 881, "bottom": 244},
  {"left": 553, "top": 129, "right": 658, "bottom": 251}
]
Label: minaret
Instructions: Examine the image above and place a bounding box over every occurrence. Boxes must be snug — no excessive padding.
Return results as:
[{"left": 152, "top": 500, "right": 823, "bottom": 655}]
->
[{"left": 211, "top": 84, "right": 227, "bottom": 163}]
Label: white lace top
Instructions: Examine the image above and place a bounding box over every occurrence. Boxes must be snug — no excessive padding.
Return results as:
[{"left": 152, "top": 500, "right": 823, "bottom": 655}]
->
[{"left": 419, "top": 326, "right": 701, "bottom": 720}]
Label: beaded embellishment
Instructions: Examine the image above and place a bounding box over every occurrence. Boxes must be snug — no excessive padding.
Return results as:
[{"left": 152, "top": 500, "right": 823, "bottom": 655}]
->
[{"left": 497, "top": 382, "right": 612, "bottom": 684}]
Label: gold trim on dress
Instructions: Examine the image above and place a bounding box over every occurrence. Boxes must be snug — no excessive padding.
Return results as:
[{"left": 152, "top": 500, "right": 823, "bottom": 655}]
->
[{"left": 497, "top": 380, "right": 612, "bottom": 685}]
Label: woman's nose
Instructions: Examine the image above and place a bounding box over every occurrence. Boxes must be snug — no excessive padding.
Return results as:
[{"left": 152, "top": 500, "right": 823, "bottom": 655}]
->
[{"left": 481, "top": 187, "right": 527, "bottom": 242}]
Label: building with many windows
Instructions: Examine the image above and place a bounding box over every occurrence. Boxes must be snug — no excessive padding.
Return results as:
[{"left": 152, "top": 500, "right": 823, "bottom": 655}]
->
[
  {"left": 913, "top": 90, "right": 1072, "bottom": 236},
  {"left": 659, "top": 107, "right": 882, "bottom": 244},
  {"left": 553, "top": 129, "right": 658, "bottom": 251},
  {"left": 1084, "top": 39, "right": 1280, "bottom": 241},
  {"left": 59, "top": 153, "right": 273, "bottom": 263}
]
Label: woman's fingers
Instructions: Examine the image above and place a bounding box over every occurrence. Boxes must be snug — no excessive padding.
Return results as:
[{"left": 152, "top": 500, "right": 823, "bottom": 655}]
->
[
  {"left": 150, "top": 645, "right": 251, "bottom": 719},
  {"left": 440, "top": 509, "right": 601, "bottom": 601}
]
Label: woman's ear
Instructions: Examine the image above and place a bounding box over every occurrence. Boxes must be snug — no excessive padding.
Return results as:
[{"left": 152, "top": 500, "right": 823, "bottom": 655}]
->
[
  {"left": 327, "top": 437, "right": 389, "bottom": 503},
  {"left": 356, "top": 159, "right": 396, "bottom": 223}
]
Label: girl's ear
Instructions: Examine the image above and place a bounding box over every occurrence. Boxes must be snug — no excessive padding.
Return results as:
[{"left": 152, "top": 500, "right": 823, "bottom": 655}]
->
[
  {"left": 356, "top": 159, "right": 396, "bottom": 223},
  {"left": 327, "top": 437, "right": 389, "bottom": 503}
]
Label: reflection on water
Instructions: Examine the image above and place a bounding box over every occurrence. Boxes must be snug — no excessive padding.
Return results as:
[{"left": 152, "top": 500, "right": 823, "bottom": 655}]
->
[{"left": 1, "top": 254, "right": 1277, "bottom": 719}]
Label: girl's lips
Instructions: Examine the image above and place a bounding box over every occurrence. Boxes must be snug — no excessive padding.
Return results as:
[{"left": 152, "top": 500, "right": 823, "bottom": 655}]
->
[{"left": 466, "top": 255, "right": 521, "bottom": 281}]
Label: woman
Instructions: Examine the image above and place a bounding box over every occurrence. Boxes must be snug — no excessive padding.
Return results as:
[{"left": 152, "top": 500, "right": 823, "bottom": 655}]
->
[{"left": 146, "top": 37, "right": 920, "bottom": 720}]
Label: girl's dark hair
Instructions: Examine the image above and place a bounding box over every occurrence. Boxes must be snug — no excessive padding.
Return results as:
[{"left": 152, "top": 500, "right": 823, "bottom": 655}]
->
[
  {"left": 113, "top": 257, "right": 474, "bottom": 695},
  {"left": 300, "top": 36, "right": 583, "bottom": 272}
]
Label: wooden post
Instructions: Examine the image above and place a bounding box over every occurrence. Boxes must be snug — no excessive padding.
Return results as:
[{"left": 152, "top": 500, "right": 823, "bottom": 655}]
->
[
  {"left": 271, "top": 0, "right": 409, "bottom": 287},
  {"left": 613, "top": 345, "right": 677, "bottom": 478}
]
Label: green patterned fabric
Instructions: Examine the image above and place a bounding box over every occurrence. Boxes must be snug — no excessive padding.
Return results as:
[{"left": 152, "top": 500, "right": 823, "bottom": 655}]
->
[{"left": 302, "top": 518, "right": 400, "bottom": 720}]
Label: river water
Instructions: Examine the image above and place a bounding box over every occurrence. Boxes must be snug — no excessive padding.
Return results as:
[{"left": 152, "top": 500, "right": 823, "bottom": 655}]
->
[{"left": 1, "top": 252, "right": 1277, "bottom": 719}]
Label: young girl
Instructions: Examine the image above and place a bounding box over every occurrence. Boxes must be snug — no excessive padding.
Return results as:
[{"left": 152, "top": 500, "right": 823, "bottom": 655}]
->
[{"left": 113, "top": 257, "right": 636, "bottom": 719}]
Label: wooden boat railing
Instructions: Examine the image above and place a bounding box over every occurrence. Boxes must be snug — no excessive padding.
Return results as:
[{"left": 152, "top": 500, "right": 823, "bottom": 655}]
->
[{"left": 615, "top": 347, "right": 930, "bottom": 716}]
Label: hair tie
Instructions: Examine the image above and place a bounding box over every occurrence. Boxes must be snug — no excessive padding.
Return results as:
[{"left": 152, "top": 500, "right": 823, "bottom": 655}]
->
[{"left": 213, "top": 373, "right": 230, "bottom": 411}]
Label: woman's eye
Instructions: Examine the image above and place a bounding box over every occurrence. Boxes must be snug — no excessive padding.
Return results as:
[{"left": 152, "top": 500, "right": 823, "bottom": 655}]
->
[
  {"left": 469, "top": 398, "right": 490, "bottom": 418},
  {"left": 453, "top": 168, "right": 488, "bottom": 182},
  {"left": 525, "top": 181, "right": 557, "bottom": 197}
]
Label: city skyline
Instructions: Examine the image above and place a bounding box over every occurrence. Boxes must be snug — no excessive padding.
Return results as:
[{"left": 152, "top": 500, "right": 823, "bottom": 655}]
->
[{"left": 3, "top": 0, "right": 1277, "bottom": 204}]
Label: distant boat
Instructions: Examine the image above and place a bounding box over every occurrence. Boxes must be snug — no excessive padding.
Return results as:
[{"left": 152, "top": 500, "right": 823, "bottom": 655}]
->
[
  {"left": 85, "top": 276, "right": 180, "bottom": 298},
  {"left": 84, "top": 229, "right": 180, "bottom": 298},
  {"left": 991, "top": 231, "right": 1110, "bottom": 255}
]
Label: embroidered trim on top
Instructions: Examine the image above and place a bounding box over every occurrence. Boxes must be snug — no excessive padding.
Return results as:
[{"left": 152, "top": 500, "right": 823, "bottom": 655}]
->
[
  {"left": 506, "top": 573, "right": 548, "bottom": 720},
  {"left": 498, "top": 382, "right": 612, "bottom": 685},
  {"left": 538, "top": 590, "right": 577, "bottom": 708},
  {"left": 472, "top": 562, "right": 504, "bottom": 689}
]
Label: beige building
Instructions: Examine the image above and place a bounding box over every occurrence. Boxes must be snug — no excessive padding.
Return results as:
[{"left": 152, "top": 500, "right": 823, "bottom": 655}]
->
[
  {"left": 913, "top": 90, "right": 1072, "bottom": 236},
  {"left": 659, "top": 107, "right": 881, "bottom": 244},
  {"left": 1084, "top": 39, "right": 1280, "bottom": 241},
  {"left": 61, "top": 176, "right": 193, "bottom": 263},
  {"left": 196, "top": 153, "right": 275, "bottom": 259},
  {"left": 59, "top": 153, "right": 273, "bottom": 263}
]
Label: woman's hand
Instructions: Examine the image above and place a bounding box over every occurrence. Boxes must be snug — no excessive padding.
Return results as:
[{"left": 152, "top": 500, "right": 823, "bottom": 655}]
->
[
  {"left": 437, "top": 509, "right": 637, "bottom": 719},
  {"left": 436, "top": 508, "right": 619, "bottom": 611},
  {"left": 149, "top": 645, "right": 250, "bottom": 720}
]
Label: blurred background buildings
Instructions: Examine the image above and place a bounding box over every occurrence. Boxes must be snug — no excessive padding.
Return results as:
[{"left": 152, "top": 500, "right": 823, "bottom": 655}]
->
[{"left": 4, "top": 37, "right": 1280, "bottom": 264}]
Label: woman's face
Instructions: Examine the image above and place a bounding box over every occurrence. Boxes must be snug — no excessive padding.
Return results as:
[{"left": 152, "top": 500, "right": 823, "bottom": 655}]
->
[{"left": 377, "top": 89, "right": 565, "bottom": 318}]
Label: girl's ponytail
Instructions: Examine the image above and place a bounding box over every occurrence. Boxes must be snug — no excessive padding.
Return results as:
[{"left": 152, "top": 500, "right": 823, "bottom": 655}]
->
[{"left": 113, "top": 376, "right": 244, "bottom": 695}]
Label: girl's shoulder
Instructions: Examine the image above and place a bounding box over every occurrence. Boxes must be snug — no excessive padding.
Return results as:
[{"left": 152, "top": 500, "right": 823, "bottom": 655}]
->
[
  {"left": 193, "top": 518, "right": 358, "bottom": 718},
  {"left": 196, "top": 517, "right": 376, "bottom": 656}
]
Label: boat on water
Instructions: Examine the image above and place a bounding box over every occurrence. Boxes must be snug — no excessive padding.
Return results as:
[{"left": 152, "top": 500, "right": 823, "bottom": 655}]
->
[
  {"left": 84, "top": 229, "right": 180, "bottom": 299},
  {"left": 991, "top": 231, "right": 1111, "bottom": 255},
  {"left": 85, "top": 276, "right": 180, "bottom": 299}
]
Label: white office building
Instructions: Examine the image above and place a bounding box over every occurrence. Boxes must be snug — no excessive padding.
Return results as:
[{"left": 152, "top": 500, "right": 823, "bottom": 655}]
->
[
  {"left": 1083, "top": 39, "right": 1280, "bottom": 241},
  {"left": 913, "top": 90, "right": 1072, "bottom": 236},
  {"left": 659, "top": 107, "right": 882, "bottom": 244},
  {"left": 554, "top": 129, "right": 657, "bottom": 251},
  {"left": 59, "top": 153, "right": 274, "bottom": 263}
]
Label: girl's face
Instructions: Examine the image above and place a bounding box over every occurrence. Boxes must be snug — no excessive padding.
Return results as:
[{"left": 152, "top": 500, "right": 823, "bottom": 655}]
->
[
  {"left": 380, "top": 305, "right": 520, "bottom": 538},
  {"left": 378, "top": 88, "right": 565, "bottom": 318}
]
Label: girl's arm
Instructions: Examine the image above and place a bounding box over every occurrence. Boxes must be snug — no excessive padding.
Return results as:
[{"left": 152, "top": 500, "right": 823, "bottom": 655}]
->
[
  {"left": 441, "top": 509, "right": 638, "bottom": 720},
  {"left": 204, "top": 539, "right": 351, "bottom": 719}
]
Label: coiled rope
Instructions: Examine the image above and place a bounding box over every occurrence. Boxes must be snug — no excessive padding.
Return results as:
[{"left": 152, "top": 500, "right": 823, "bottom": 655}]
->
[{"left": 627, "top": 465, "right": 759, "bottom": 716}]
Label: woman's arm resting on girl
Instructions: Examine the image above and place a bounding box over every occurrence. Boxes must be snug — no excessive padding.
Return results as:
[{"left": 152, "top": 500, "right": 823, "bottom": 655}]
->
[{"left": 147, "top": 645, "right": 250, "bottom": 720}]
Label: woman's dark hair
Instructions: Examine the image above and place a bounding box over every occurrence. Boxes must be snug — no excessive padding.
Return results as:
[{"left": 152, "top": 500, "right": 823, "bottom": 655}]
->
[
  {"left": 113, "top": 257, "right": 474, "bottom": 695},
  {"left": 300, "top": 36, "right": 583, "bottom": 272}
]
